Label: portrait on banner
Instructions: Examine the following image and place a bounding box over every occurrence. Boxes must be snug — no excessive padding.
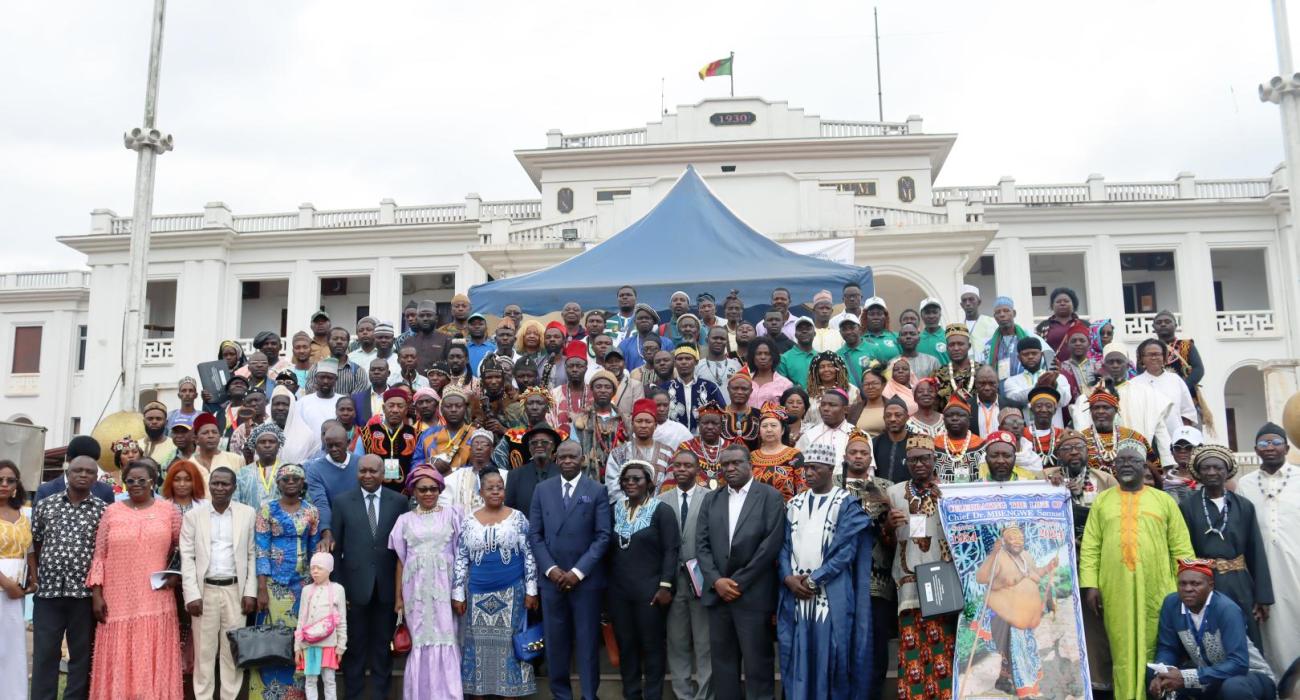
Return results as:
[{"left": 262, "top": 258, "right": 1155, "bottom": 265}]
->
[{"left": 938, "top": 482, "right": 1092, "bottom": 700}]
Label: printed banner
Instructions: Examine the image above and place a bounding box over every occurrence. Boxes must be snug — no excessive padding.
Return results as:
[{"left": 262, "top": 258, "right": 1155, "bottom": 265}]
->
[
  {"left": 937, "top": 482, "right": 1092, "bottom": 700},
  {"left": 781, "top": 238, "right": 856, "bottom": 265}
]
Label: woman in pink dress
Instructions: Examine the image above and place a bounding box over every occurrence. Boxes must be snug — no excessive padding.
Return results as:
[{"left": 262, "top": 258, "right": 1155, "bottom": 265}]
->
[{"left": 87, "top": 460, "right": 183, "bottom": 700}]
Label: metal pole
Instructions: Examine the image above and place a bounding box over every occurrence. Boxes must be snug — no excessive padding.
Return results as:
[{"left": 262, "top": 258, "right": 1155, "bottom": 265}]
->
[
  {"left": 875, "top": 7, "right": 884, "bottom": 121},
  {"left": 729, "top": 51, "right": 735, "bottom": 97},
  {"left": 1261, "top": 0, "right": 1300, "bottom": 362},
  {"left": 121, "top": 0, "right": 173, "bottom": 412}
]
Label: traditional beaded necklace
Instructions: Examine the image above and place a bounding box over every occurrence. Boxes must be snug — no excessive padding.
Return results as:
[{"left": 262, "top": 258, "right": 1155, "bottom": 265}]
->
[
  {"left": 1199, "top": 491, "right": 1228, "bottom": 540},
  {"left": 1091, "top": 429, "right": 1117, "bottom": 464},
  {"left": 1259, "top": 466, "right": 1293, "bottom": 500}
]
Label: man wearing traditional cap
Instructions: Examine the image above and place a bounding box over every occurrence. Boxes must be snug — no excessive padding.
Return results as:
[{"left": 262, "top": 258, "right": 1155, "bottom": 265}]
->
[
  {"left": 503, "top": 423, "right": 561, "bottom": 518},
  {"left": 401, "top": 299, "right": 452, "bottom": 374},
  {"left": 1003, "top": 335, "right": 1072, "bottom": 427},
  {"left": 916, "top": 297, "right": 949, "bottom": 364},
  {"left": 1236, "top": 421, "right": 1300, "bottom": 674},
  {"left": 570, "top": 370, "right": 628, "bottom": 482},
  {"left": 1077, "top": 388, "right": 1157, "bottom": 476},
  {"left": 984, "top": 296, "right": 1047, "bottom": 382},
  {"left": 1179, "top": 445, "right": 1273, "bottom": 652},
  {"left": 666, "top": 346, "right": 726, "bottom": 433},
  {"left": 496, "top": 386, "right": 566, "bottom": 469},
  {"left": 618, "top": 304, "right": 675, "bottom": 371},
  {"left": 354, "top": 387, "right": 418, "bottom": 490},
  {"left": 140, "top": 399, "right": 177, "bottom": 464},
  {"left": 959, "top": 285, "right": 997, "bottom": 364},
  {"left": 721, "top": 368, "right": 761, "bottom": 447},
  {"left": 696, "top": 292, "right": 728, "bottom": 333},
  {"left": 472, "top": 354, "right": 512, "bottom": 439},
  {"left": 777, "top": 317, "right": 819, "bottom": 390},
  {"left": 1022, "top": 386, "right": 1067, "bottom": 467},
  {"left": 602, "top": 347, "right": 645, "bottom": 429},
  {"left": 604, "top": 398, "right": 675, "bottom": 501},
  {"left": 776, "top": 441, "right": 874, "bottom": 700},
  {"left": 552, "top": 340, "right": 593, "bottom": 428},
  {"left": 978, "top": 430, "right": 1038, "bottom": 481},
  {"left": 1152, "top": 308, "right": 1205, "bottom": 405},
  {"left": 412, "top": 386, "right": 474, "bottom": 474},
  {"left": 678, "top": 403, "right": 736, "bottom": 488},
  {"left": 295, "top": 357, "right": 342, "bottom": 451},
  {"left": 308, "top": 309, "right": 333, "bottom": 363},
  {"left": 1151, "top": 559, "right": 1277, "bottom": 700},
  {"left": 307, "top": 326, "right": 365, "bottom": 396},
  {"left": 347, "top": 316, "right": 379, "bottom": 368},
  {"left": 859, "top": 296, "right": 901, "bottom": 367},
  {"left": 438, "top": 292, "right": 472, "bottom": 336},
  {"left": 886, "top": 434, "right": 957, "bottom": 700},
  {"left": 1079, "top": 437, "right": 1194, "bottom": 700},
  {"left": 1072, "top": 343, "right": 1175, "bottom": 468},
  {"left": 933, "top": 323, "right": 982, "bottom": 404},
  {"left": 934, "top": 394, "right": 985, "bottom": 483},
  {"left": 807, "top": 290, "right": 842, "bottom": 352}
]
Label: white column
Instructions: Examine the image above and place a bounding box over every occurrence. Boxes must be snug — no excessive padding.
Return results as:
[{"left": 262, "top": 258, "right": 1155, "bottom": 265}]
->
[
  {"left": 1174, "top": 232, "right": 1215, "bottom": 339},
  {"left": 1088, "top": 235, "right": 1123, "bottom": 327},
  {"left": 173, "top": 260, "right": 205, "bottom": 370},
  {"left": 370, "top": 257, "right": 397, "bottom": 325},
  {"left": 458, "top": 254, "right": 488, "bottom": 295},
  {"left": 286, "top": 260, "right": 317, "bottom": 334},
  {"left": 994, "top": 237, "right": 1033, "bottom": 313},
  {"left": 48, "top": 310, "right": 75, "bottom": 444},
  {"left": 81, "top": 264, "right": 131, "bottom": 418},
  {"left": 1262, "top": 359, "right": 1300, "bottom": 424}
]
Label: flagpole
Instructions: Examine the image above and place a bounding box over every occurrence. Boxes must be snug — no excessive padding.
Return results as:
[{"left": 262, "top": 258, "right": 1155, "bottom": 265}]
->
[
  {"left": 874, "top": 7, "right": 883, "bottom": 121},
  {"left": 730, "top": 51, "right": 735, "bottom": 96}
]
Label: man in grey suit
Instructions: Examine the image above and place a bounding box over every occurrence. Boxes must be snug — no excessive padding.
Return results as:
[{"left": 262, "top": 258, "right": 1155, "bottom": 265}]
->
[
  {"left": 695, "top": 443, "right": 785, "bottom": 700},
  {"left": 179, "top": 467, "right": 258, "bottom": 700},
  {"left": 659, "top": 450, "right": 713, "bottom": 700}
]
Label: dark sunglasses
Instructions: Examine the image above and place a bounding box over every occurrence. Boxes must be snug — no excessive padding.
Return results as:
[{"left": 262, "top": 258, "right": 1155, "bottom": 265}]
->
[{"left": 414, "top": 485, "right": 441, "bottom": 494}]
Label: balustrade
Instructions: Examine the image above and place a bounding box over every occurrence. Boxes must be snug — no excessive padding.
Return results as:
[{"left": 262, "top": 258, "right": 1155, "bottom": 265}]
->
[
  {"left": 1215, "top": 310, "right": 1279, "bottom": 338},
  {"left": 142, "top": 338, "right": 175, "bottom": 365}
]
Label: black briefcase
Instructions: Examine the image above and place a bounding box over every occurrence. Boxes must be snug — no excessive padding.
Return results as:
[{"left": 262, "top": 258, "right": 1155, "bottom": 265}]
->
[
  {"left": 915, "top": 560, "right": 964, "bottom": 618},
  {"left": 226, "top": 624, "right": 295, "bottom": 668}
]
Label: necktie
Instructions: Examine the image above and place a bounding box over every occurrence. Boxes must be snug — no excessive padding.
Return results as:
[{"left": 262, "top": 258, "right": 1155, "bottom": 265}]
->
[
  {"left": 680, "top": 491, "right": 689, "bottom": 530},
  {"left": 563, "top": 481, "right": 573, "bottom": 509},
  {"left": 366, "top": 493, "right": 378, "bottom": 536}
]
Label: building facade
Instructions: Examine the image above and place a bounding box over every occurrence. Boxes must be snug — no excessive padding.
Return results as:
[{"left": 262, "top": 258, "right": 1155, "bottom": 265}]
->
[{"left": 2, "top": 96, "right": 1295, "bottom": 456}]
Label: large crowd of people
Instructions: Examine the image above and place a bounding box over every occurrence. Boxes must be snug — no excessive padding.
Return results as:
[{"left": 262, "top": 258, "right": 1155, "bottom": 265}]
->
[{"left": 9, "top": 282, "right": 1300, "bottom": 700}]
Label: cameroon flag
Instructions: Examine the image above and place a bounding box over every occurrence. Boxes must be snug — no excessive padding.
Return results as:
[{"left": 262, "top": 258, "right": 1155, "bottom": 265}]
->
[{"left": 698, "top": 56, "right": 732, "bottom": 80}]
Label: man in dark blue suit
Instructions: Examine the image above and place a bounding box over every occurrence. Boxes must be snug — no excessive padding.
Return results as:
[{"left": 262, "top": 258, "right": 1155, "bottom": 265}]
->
[
  {"left": 330, "top": 454, "right": 406, "bottom": 700},
  {"left": 32, "top": 435, "right": 116, "bottom": 506},
  {"left": 528, "top": 440, "right": 612, "bottom": 700},
  {"left": 350, "top": 358, "right": 391, "bottom": 427}
]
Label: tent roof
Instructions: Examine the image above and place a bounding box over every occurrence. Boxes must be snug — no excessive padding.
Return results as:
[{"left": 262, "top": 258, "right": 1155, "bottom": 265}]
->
[{"left": 469, "top": 165, "right": 872, "bottom": 315}]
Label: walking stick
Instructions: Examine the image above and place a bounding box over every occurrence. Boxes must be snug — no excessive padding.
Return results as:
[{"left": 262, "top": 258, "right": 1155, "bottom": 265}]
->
[{"left": 960, "top": 548, "right": 1002, "bottom": 700}]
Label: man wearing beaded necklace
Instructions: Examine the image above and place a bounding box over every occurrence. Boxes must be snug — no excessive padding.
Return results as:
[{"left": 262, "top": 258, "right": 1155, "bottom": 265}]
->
[
  {"left": 679, "top": 405, "right": 736, "bottom": 488},
  {"left": 1235, "top": 421, "right": 1300, "bottom": 674},
  {"left": 553, "top": 340, "right": 592, "bottom": 428},
  {"left": 604, "top": 398, "right": 675, "bottom": 501},
  {"left": 1072, "top": 344, "right": 1175, "bottom": 470},
  {"left": 698, "top": 326, "right": 741, "bottom": 389},
  {"left": 1177, "top": 444, "right": 1273, "bottom": 653},
  {"left": 570, "top": 370, "right": 627, "bottom": 483},
  {"left": 933, "top": 395, "right": 984, "bottom": 483},
  {"left": 1079, "top": 439, "right": 1194, "bottom": 700},
  {"left": 933, "top": 323, "right": 981, "bottom": 404},
  {"left": 1023, "top": 386, "right": 1066, "bottom": 468},
  {"left": 885, "top": 435, "right": 957, "bottom": 700},
  {"left": 1045, "top": 428, "right": 1116, "bottom": 691},
  {"left": 1078, "top": 389, "right": 1155, "bottom": 476}
]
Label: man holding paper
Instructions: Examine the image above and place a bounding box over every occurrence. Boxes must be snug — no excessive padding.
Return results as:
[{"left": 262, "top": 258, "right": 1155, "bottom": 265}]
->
[{"left": 660, "top": 449, "right": 713, "bottom": 700}]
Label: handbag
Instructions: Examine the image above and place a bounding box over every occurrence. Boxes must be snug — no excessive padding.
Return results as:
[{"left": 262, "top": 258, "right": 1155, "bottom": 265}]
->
[
  {"left": 297, "top": 583, "right": 339, "bottom": 644},
  {"left": 391, "top": 612, "right": 412, "bottom": 657},
  {"left": 512, "top": 611, "right": 544, "bottom": 663},
  {"left": 226, "top": 623, "right": 295, "bottom": 668}
]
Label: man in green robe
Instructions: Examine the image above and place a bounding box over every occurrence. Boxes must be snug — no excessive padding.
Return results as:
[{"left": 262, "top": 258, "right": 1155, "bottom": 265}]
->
[{"left": 1079, "top": 437, "right": 1194, "bottom": 700}]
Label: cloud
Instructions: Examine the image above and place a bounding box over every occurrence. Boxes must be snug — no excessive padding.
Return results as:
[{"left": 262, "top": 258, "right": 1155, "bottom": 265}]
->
[{"left": 0, "top": 0, "right": 1290, "bottom": 271}]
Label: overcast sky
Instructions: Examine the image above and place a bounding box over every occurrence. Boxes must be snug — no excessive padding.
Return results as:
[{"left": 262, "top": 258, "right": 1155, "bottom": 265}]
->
[{"left": 1, "top": 0, "right": 1293, "bottom": 271}]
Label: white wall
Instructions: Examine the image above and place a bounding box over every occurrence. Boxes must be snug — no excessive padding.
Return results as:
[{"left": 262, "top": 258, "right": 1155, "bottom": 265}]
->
[
  {"left": 1029, "top": 253, "right": 1089, "bottom": 317},
  {"left": 1212, "top": 249, "right": 1271, "bottom": 311},
  {"left": 963, "top": 256, "right": 997, "bottom": 315},
  {"left": 239, "top": 279, "right": 289, "bottom": 337}
]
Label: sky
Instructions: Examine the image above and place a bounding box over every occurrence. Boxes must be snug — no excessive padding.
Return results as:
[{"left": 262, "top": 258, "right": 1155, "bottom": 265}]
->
[{"left": 0, "top": 0, "right": 1293, "bottom": 271}]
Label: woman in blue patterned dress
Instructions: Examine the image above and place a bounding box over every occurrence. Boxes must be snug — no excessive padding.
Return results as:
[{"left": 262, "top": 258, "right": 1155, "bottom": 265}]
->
[
  {"left": 453, "top": 469, "right": 539, "bottom": 698},
  {"left": 252, "top": 463, "right": 321, "bottom": 700}
]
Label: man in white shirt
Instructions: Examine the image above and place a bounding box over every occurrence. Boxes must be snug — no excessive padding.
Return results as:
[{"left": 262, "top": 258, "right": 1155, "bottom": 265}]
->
[
  {"left": 1072, "top": 343, "right": 1176, "bottom": 467},
  {"left": 1003, "top": 336, "right": 1073, "bottom": 429},
  {"left": 796, "top": 388, "right": 855, "bottom": 475},
  {"left": 959, "top": 285, "right": 998, "bottom": 364},
  {"left": 660, "top": 450, "right": 713, "bottom": 700},
  {"left": 755, "top": 287, "right": 798, "bottom": 341},
  {"left": 180, "top": 467, "right": 258, "bottom": 700},
  {"left": 1132, "top": 338, "right": 1197, "bottom": 439},
  {"left": 828, "top": 283, "right": 865, "bottom": 330},
  {"left": 651, "top": 388, "right": 693, "bottom": 448},
  {"left": 295, "top": 358, "right": 342, "bottom": 451}
]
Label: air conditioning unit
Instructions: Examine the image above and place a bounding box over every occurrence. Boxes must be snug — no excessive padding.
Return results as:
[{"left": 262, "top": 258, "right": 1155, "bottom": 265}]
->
[
  {"left": 440, "top": 274, "right": 455, "bottom": 288},
  {"left": 321, "top": 278, "right": 348, "bottom": 296},
  {"left": 562, "top": 228, "right": 579, "bottom": 241},
  {"left": 242, "top": 281, "right": 261, "bottom": 299}
]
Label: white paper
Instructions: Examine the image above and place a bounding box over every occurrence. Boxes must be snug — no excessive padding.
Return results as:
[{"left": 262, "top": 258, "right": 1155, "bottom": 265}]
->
[
  {"left": 1147, "top": 663, "right": 1172, "bottom": 674},
  {"left": 908, "top": 514, "right": 929, "bottom": 538},
  {"left": 150, "top": 569, "right": 181, "bottom": 590}
]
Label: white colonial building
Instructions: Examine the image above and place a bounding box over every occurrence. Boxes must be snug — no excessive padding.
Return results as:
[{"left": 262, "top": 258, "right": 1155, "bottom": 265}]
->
[{"left": 2, "top": 96, "right": 1296, "bottom": 458}]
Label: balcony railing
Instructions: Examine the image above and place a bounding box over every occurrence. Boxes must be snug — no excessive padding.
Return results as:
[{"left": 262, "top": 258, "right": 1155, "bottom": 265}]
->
[
  {"left": 932, "top": 186, "right": 1001, "bottom": 204},
  {"left": 934, "top": 175, "right": 1273, "bottom": 206},
  {"left": 142, "top": 338, "right": 175, "bottom": 365},
  {"left": 819, "top": 119, "right": 910, "bottom": 137},
  {"left": 855, "top": 205, "right": 947, "bottom": 228},
  {"left": 0, "top": 270, "right": 89, "bottom": 290},
  {"left": 502, "top": 215, "right": 599, "bottom": 245},
  {"left": 560, "top": 128, "right": 647, "bottom": 149},
  {"left": 394, "top": 204, "right": 467, "bottom": 225},
  {"left": 1215, "top": 310, "right": 1280, "bottom": 339},
  {"left": 480, "top": 200, "right": 542, "bottom": 220}
]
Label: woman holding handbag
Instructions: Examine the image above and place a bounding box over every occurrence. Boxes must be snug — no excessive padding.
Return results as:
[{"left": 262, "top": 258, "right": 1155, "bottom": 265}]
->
[
  {"left": 452, "top": 468, "right": 539, "bottom": 699},
  {"left": 0, "top": 460, "right": 34, "bottom": 700},
  {"left": 252, "top": 463, "right": 321, "bottom": 699},
  {"left": 295, "top": 552, "right": 347, "bottom": 700},
  {"left": 390, "top": 464, "right": 464, "bottom": 699}
]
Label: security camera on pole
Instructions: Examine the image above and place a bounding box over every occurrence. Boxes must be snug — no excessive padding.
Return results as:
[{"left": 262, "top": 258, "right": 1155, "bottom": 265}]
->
[{"left": 120, "top": 0, "right": 173, "bottom": 412}]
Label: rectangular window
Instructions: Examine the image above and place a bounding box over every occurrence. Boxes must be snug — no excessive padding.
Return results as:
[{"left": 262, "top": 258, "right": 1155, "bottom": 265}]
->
[
  {"left": 76, "top": 325, "right": 88, "bottom": 371},
  {"left": 70, "top": 417, "right": 81, "bottom": 435},
  {"left": 821, "top": 181, "right": 878, "bottom": 197},
  {"left": 596, "top": 189, "right": 631, "bottom": 202},
  {"left": 12, "top": 326, "right": 42, "bottom": 373}
]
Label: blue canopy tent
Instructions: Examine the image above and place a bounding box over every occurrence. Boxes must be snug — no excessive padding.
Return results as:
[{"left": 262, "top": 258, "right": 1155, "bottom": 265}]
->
[{"left": 469, "top": 165, "right": 873, "bottom": 315}]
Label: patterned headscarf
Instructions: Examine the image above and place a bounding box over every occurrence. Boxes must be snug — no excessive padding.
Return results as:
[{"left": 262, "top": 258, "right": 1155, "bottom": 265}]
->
[
  {"left": 519, "top": 385, "right": 554, "bottom": 408},
  {"left": 807, "top": 351, "right": 849, "bottom": 397},
  {"left": 758, "top": 401, "right": 787, "bottom": 422},
  {"left": 1088, "top": 319, "right": 1136, "bottom": 379},
  {"left": 1189, "top": 444, "right": 1238, "bottom": 480},
  {"left": 218, "top": 339, "right": 247, "bottom": 368},
  {"left": 1115, "top": 436, "right": 1148, "bottom": 456},
  {"left": 248, "top": 421, "right": 285, "bottom": 448},
  {"left": 276, "top": 463, "right": 305, "bottom": 480}
]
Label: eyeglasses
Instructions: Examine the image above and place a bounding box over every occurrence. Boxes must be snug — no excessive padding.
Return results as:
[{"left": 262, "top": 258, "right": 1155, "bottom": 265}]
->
[
  {"left": 414, "top": 485, "right": 441, "bottom": 494},
  {"left": 123, "top": 477, "right": 152, "bottom": 486},
  {"left": 620, "top": 475, "right": 646, "bottom": 483},
  {"left": 0, "top": 477, "right": 17, "bottom": 485},
  {"left": 1257, "top": 437, "right": 1286, "bottom": 449}
]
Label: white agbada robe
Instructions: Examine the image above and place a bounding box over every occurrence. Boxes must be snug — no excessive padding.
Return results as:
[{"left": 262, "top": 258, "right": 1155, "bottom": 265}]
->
[
  {"left": 1071, "top": 380, "right": 1175, "bottom": 466},
  {"left": 1235, "top": 462, "right": 1300, "bottom": 675},
  {"left": 1131, "top": 370, "right": 1197, "bottom": 439}
]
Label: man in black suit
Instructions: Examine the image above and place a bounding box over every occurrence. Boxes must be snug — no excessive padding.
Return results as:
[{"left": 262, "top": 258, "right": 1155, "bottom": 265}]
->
[
  {"left": 32, "top": 435, "right": 116, "bottom": 506},
  {"left": 331, "top": 453, "right": 406, "bottom": 700},
  {"left": 695, "top": 443, "right": 786, "bottom": 700},
  {"left": 528, "top": 440, "right": 612, "bottom": 700},
  {"left": 350, "top": 357, "right": 390, "bottom": 427},
  {"left": 504, "top": 424, "right": 560, "bottom": 518}
]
